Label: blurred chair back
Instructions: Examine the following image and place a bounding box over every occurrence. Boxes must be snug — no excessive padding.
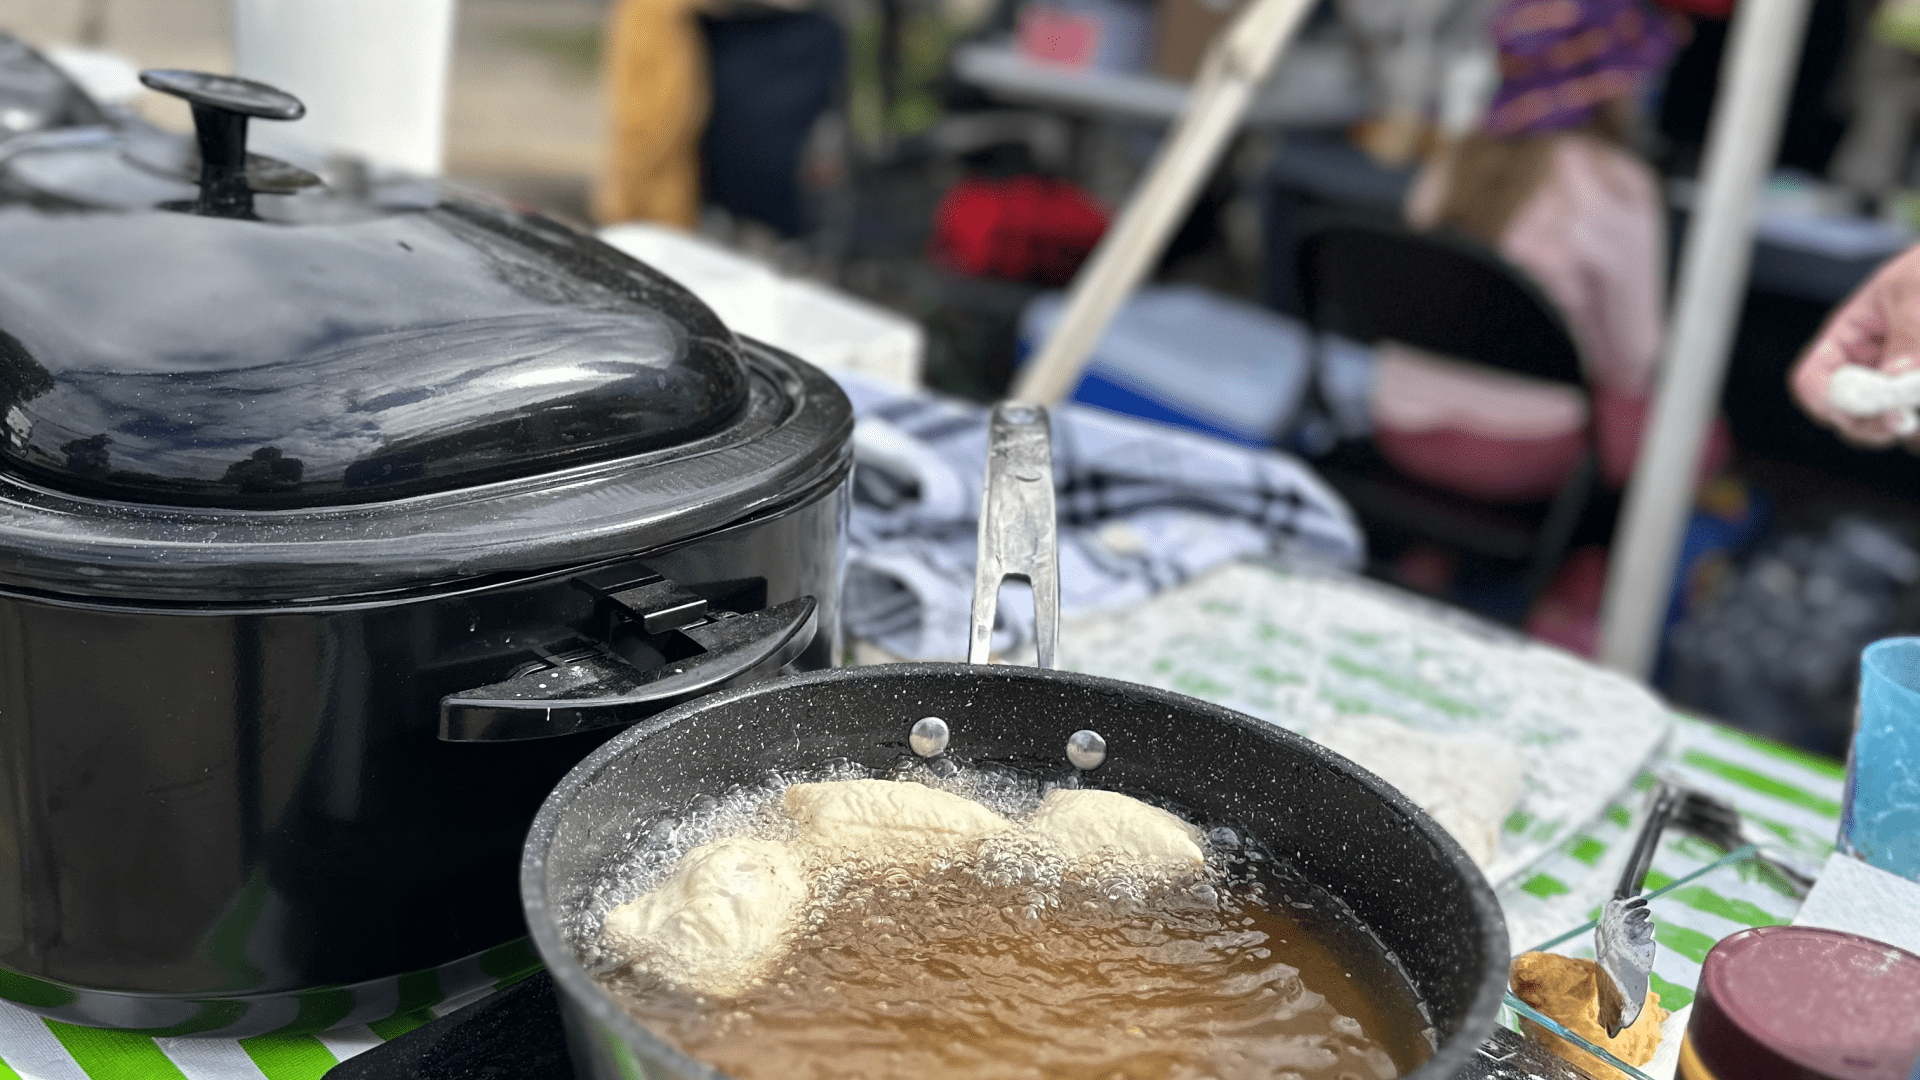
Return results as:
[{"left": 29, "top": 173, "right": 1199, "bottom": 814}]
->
[
  {"left": 1295, "top": 216, "right": 1598, "bottom": 620},
  {"left": 1298, "top": 218, "right": 1583, "bottom": 385}
]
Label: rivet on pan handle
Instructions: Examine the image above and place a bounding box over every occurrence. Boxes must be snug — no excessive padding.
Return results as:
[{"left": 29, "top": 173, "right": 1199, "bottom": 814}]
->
[{"left": 969, "top": 401, "right": 1059, "bottom": 668}]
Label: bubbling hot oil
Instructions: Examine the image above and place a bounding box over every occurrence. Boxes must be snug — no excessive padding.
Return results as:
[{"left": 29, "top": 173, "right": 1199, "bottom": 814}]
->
[{"left": 590, "top": 772, "right": 1432, "bottom": 1080}]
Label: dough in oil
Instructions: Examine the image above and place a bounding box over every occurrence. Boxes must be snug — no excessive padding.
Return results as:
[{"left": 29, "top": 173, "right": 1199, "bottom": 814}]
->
[
  {"left": 1026, "top": 788, "right": 1205, "bottom": 868},
  {"left": 602, "top": 835, "right": 808, "bottom": 997},
  {"left": 784, "top": 779, "right": 1013, "bottom": 856}
]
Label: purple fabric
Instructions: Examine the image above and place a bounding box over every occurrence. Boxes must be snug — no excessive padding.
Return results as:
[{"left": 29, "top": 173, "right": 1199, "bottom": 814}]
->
[{"left": 1484, "top": 0, "right": 1675, "bottom": 136}]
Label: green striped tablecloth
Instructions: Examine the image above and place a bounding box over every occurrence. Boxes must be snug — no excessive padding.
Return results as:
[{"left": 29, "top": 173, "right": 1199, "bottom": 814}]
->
[
  {"left": 0, "top": 712, "right": 1839, "bottom": 1080},
  {"left": 0, "top": 571, "right": 1848, "bottom": 1079},
  {"left": 0, "top": 957, "right": 542, "bottom": 1080},
  {"left": 1498, "top": 714, "right": 1842, "bottom": 1013}
]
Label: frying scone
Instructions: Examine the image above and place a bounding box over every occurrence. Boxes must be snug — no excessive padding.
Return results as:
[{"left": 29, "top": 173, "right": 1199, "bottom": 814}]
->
[{"left": 603, "top": 835, "right": 808, "bottom": 997}]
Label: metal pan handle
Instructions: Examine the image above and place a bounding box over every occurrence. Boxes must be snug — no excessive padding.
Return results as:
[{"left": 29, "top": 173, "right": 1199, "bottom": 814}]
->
[{"left": 969, "top": 401, "right": 1059, "bottom": 668}]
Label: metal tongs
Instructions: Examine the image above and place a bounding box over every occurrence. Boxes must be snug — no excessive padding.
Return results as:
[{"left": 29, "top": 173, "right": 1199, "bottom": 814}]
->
[
  {"left": 1669, "top": 784, "right": 1818, "bottom": 896},
  {"left": 1595, "top": 781, "right": 1682, "bottom": 1038},
  {"left": 969, "top": 401, "right": 1060, "bottom": 669}
]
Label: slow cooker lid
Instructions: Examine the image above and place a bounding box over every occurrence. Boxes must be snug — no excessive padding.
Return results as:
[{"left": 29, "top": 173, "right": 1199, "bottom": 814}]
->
[
  {"left": 0, "top": 71, "right": 751, "bottom": 509},
  {"left": 0, "top": 337, "right": 852, "bottom": 605}
]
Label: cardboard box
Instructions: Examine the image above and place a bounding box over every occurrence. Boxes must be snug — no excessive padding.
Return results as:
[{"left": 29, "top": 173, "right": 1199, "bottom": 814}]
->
[{"left": 1152, "top": 0, "right": 1243, "bottom": 80}]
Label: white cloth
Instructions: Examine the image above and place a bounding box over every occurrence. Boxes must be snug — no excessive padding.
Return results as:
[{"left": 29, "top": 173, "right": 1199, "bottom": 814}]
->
[
  {"left": 1793, "top": 851, "right": 1920, "bottom": 958},
  {"left": 835, "top": 373, "right": 1364, "bottom": 660},
  {"left": 598, "top": 224, "right": 924, "bottom": 391}
]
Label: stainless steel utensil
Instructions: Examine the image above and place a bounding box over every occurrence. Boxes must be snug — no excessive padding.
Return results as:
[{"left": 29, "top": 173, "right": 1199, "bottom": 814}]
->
[
  {"left": 1595, "top": 781, "right": 1682, "bottom": 1038},
  {"left": 1669, "top": 784, "right": 1818, "bottom": 896},
  {"left": 969, "top": 401, "right": 1060, "bottom": 668}
]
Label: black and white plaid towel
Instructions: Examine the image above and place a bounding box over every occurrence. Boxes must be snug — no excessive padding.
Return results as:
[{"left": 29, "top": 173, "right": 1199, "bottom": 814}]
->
[{"left": 836, "top": 372, "right": 1364, "bottom": 660}]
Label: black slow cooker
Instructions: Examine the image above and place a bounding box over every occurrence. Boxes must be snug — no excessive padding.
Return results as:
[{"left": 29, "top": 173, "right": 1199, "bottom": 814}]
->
[{"left": 0, "top": 69, "right": 851, "bottom": 1035}]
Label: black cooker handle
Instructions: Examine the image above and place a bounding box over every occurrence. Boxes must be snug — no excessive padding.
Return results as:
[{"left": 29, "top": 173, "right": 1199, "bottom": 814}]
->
[
  {"left": 437, "top": 596, "right": 817, "bottom": 742},
  {"left": 138, "top": 69, "right": 304, "bottom": 217}
]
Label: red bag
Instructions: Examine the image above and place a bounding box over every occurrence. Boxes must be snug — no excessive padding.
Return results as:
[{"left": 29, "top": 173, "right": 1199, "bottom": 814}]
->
[{"left": 932, "top": 175, "right": 1109, "bottom": 286}]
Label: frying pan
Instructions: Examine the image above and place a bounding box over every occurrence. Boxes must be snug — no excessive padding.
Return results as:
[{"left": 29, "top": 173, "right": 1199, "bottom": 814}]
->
[{"left": 521, "top": 403, "right": 1509, "bottom": 1080}]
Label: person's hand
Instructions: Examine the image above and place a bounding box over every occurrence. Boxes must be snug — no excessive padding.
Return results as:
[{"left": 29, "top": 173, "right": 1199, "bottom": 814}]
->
[{"left": 1791, "top": 243, "right": 1920, "bottom": 447}]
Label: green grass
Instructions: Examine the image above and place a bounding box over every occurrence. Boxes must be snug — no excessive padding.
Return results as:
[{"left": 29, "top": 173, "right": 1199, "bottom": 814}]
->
[
  {"left": 848, "top": 9, "right": 967, "bottom": 143},
  {"left": 512, "top": 26, "right": 603, "bottom": 83}
]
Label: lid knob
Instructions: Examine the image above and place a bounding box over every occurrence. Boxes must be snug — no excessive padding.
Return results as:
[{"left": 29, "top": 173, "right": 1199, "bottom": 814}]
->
[{"left": 137, "top": 70, "right": 305, "bottom": 218}]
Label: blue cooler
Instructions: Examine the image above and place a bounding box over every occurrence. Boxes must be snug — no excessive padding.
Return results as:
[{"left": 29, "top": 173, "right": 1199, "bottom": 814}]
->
[{"left": 1017, "top": 285, "right": 1314, "bottom": 447}]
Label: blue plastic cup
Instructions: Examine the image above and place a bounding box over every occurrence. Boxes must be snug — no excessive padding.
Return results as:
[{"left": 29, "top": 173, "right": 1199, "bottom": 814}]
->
[{"left": 1843, "top": 638, "right": 1920, "bottom": 880}]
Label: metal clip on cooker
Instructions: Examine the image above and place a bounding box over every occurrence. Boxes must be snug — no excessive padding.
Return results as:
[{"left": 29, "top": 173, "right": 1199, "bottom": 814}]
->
[{"left": 0, "top": 69, "right": 850, "bottom": 1035}]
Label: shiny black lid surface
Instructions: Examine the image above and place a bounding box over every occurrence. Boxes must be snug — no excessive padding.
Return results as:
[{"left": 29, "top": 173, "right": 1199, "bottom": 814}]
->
[
  {"left": 0, "top": 72, "right": 852, "bottom": 604},
  {"left": 0, "top": 108, "right": 750, "bottom": 509},
  {"left": 0, "top": 336, "right": 851, "bottom": 604}
]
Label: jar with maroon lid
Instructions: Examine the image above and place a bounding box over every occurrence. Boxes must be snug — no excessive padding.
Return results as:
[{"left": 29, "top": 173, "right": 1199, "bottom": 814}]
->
[{"left": 1681, "top": 925, "right": 1920, "bottom": 1080}]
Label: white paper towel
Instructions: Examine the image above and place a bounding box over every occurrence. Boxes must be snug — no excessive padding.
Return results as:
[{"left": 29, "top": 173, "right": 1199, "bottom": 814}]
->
[{"left": 1791, "top": 851, "right": 1920, "bottom": 958}]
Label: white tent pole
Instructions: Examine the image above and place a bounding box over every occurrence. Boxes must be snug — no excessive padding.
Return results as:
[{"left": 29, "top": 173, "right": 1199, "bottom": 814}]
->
[
  {"left": 1010, "top": 0, "right": 1318, "bottom": 405},
  {"left": 1598, "top": 0, "right": 1814, "bottom": 678}
]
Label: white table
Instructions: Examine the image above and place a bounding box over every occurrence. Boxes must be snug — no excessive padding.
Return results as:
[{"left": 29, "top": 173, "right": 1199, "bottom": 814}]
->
[{"left": 949, "top": 38, "right": 1372, "bottom": 127}]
